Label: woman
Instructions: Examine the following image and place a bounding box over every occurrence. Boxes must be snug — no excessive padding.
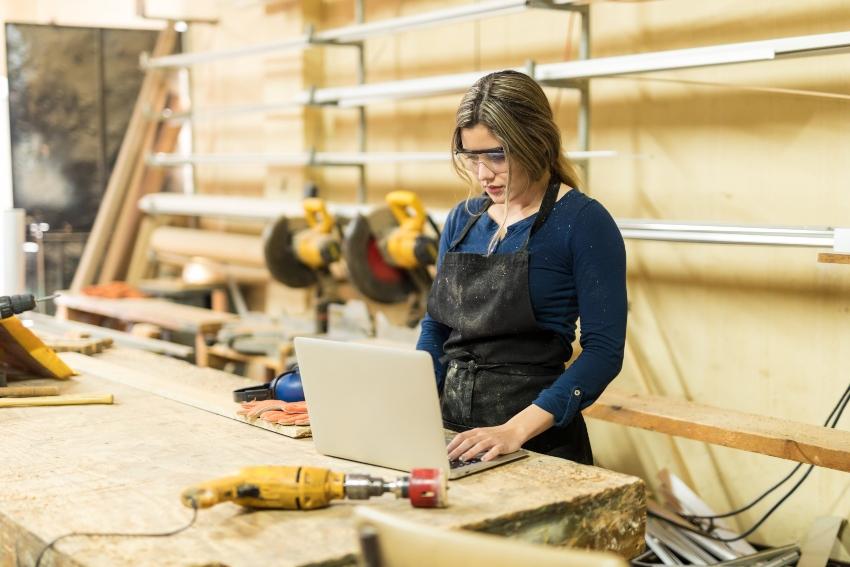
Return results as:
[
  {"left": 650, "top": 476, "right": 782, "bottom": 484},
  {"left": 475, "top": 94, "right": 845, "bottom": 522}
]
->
[{"left": 416, "top": 70, "right": 627, "bottom": 465}]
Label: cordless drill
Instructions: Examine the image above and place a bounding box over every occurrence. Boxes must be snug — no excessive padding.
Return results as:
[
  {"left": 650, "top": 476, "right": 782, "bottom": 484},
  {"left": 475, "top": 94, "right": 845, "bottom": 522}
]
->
[
  {"left": 0, "top": 294, "right": 38, "bottom": 319},
  {"left": 181, "top": 466, "right": 447, "bottom": 511}
]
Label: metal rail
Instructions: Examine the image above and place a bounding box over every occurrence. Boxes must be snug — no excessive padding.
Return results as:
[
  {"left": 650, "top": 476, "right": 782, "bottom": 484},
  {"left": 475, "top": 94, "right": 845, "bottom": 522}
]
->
[
  {"left": 145, "top": 150, "right": 617, "bottom": 167},
  {"left": 161, "top": 30, "right": 850, "bottom": 120},
  {"left": 137, "top": 193, "right": 841, "bottom": 249},
  {"left": 144, "top": 0, "right": 576, "bottom": 69}
]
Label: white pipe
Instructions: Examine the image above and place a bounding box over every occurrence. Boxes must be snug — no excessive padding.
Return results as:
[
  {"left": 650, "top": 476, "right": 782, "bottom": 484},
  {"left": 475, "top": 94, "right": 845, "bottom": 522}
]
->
[
  {"left": 0, "top": 209, "right": 26, "bottom": 295},
  {"left": 0, "top": 77, "right": 13, "bottom": 211}
]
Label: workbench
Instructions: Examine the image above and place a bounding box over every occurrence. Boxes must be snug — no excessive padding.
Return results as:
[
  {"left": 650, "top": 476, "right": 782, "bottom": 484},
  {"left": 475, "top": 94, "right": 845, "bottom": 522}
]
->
[
  {"left": 0, "top": 348, "right": 645, "bottom": 566},
  {"left": 54, "top": 293, "right": 237, "bottom": 367}
]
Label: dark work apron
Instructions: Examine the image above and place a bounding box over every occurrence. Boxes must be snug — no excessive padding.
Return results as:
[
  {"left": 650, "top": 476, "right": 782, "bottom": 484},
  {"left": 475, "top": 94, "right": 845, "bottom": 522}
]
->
[{"left": 427, "top": 176, "right": 593, "bottom": 465}]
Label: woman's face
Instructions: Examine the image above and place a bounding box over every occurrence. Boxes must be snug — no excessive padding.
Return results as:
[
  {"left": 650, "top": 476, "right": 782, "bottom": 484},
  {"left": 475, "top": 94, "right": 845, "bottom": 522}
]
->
[{"left": 459, "top": 124, "right": 511, "bottom": 204}]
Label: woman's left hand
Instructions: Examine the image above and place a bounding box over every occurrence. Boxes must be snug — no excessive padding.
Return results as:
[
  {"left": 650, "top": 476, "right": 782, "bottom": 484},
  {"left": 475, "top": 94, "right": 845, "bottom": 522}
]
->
[
  {"left": 446, "top": 404, "right": 556, "bottom": 462},
  {"left": 447, "top": 424, "right": 525, "bottom": 462}
]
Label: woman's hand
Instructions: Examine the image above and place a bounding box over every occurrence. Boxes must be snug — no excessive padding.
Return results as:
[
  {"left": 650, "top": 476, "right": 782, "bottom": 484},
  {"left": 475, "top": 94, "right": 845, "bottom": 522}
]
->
[{"left": 447, "top": 404, "right": 555, "bottom": 462}]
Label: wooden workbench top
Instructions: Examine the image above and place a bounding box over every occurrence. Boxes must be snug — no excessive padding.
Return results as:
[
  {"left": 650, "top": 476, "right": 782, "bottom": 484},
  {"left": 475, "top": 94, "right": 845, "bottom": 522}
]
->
[{"left": 0, "top": 349, "right": 645, "bottom": 566}]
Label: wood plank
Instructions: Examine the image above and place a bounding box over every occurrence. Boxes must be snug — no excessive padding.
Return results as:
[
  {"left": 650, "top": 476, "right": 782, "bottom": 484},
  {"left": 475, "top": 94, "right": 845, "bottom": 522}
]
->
[
  {"left": 99, "top": 101, "right": 182, "bottom": 283},
  {"left": 584, "top": 389, "right": 850, "bottom": 472},
  {"left": 0, "top": 355, "right": 646, "bottom": 566},
  {"left": 126, "top": 216, "right": 162, "bottom": 284},
  {"left": 817, "top": 253, "right": 850, "bottom": 265},
  {"left": 70, "top": 27, "right": 177, "bottom": 291}
]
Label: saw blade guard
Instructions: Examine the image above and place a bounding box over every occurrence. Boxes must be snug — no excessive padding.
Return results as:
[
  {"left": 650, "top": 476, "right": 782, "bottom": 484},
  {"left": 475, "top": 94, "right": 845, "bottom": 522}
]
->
[{"left": 342, "top": 208, "right": 415, "bottom": 304}]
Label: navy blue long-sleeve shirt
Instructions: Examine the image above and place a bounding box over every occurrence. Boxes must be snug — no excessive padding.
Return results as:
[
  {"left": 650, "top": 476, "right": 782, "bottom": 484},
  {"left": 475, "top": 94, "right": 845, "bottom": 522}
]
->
[{"left": 416, "top": 189, "right": 627, "bottom": 428}]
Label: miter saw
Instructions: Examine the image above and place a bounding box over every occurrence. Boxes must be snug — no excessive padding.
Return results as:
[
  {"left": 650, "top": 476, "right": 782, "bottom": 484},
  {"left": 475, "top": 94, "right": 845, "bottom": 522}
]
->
[
  {"left": 343, "top": 191, "right": 439, "bottom": 327},
  {"left": 218, "top": 198, "right": 344, "bottom": 356}
]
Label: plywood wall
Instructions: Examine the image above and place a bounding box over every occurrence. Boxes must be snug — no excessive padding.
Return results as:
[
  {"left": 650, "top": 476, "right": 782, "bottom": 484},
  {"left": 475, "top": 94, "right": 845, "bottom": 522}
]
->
[{"left": 186, "top": 0, "right": 850, "bottom": 545}]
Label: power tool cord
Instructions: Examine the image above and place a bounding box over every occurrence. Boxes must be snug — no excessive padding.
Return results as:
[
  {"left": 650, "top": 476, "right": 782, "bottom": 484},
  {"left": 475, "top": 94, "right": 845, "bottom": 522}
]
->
[
  {"left": 35, "top": 500, "right": 199, "bottom": 566},
  {"left": 648, "top": 384, "right": 850, "bottom": 543}
]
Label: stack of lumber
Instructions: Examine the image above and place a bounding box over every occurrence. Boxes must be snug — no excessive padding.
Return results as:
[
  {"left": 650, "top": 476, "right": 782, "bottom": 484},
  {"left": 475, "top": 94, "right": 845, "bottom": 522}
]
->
[{"left": 71, "top": 26, "right": 179, "bottom": 291}]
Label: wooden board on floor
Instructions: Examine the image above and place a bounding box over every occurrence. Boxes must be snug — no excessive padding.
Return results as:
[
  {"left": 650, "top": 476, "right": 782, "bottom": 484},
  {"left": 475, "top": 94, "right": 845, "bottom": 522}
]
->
[
  {"left": 0, "top": 352, "right": 645, "bottom": 566},
  {"left": 585, "top": 389, "right": 850, "bottom": 472}
]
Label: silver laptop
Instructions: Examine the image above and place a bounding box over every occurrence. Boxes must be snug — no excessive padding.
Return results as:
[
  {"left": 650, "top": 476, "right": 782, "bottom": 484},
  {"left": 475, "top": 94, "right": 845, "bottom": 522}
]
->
[{"left": 294, "top": 337, "right": 527, "bottom": 479}]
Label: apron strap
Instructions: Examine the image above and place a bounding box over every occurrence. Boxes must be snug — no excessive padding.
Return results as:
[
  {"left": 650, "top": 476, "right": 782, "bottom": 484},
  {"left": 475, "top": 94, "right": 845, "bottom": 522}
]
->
[
  {"left": 525, "top": 174, "right": 561, "bottom": 245},
  {"left": 448, "top": 199, "right": 492, "bottom": 251},
  {"left": 449, "top": 173, "right": 561, "bottom": 252}
]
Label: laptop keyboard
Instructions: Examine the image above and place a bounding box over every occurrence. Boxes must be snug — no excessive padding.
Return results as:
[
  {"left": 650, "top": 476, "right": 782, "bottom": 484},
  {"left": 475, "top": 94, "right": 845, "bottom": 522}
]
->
[{"left": 449, "top": 456, "right": 482, "bottom": 469}]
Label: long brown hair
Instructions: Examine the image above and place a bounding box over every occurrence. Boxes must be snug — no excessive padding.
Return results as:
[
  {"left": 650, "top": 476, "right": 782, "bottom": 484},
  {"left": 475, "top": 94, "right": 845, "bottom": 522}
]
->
[{"left": 451, "top": 70, "right": 582, "bottom": 252}]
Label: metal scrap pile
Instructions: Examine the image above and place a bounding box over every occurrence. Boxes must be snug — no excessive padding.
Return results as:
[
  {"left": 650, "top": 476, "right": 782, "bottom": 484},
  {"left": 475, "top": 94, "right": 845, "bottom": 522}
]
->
[{"left": 631, "top": 471, "right": 801, "bottom": 567}]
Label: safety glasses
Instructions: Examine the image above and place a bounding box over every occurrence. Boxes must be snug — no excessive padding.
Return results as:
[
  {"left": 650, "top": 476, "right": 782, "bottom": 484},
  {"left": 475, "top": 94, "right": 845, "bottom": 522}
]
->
[{"left": 454, "top": 147, "right": 507, "bottom": 173}]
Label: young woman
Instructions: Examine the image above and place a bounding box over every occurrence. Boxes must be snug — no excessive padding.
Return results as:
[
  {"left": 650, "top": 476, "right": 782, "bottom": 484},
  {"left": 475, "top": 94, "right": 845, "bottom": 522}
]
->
[{"left": 416, "top": 70, "right": 627, "bottom": 465}]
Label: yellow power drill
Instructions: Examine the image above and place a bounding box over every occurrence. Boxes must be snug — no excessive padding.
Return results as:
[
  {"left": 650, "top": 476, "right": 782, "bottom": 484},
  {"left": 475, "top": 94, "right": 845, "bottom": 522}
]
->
[{"left": 181, "top": 466, "right": 447, "bottom": 511}]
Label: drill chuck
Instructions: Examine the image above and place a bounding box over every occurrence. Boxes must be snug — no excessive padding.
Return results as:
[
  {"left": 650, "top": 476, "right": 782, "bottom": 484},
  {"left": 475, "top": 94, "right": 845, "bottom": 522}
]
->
[{"left": 343, "top": 468, "right": 447, "bottom": 508}]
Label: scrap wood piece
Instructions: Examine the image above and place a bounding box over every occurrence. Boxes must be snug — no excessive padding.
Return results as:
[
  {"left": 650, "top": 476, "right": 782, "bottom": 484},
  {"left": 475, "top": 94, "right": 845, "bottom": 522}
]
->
[
  {"left": 235, "top": 412, "right": 311, "bottom": 439},
  {"left": 0, "top": 386, "right": 59, "bottom": 397},
  {"left": 0, "top": 316, "right": 74, "bottom": 379},
  {"left": 817, "top": 253, "right": 850, "bottom": 265},
  {"left": 584, "top": 389, "right": 850, "bottom": 472},
  {"left": 42, "top": 337, "right": 113, "bottom": 355},
  {"left": 0, "top": 393, "right": 113, "bottom": 408}
]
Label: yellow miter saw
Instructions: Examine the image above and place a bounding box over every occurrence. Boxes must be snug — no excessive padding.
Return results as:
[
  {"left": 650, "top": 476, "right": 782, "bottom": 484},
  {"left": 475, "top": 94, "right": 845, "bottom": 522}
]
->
[
  {"left": 343, "top": 191, "right": 439, "bottom": 327},
  {"left": 264, "top": 197, "right": 343, "bottom": 333},
  {"left": 218, "top": 198, "right": 344, "bottom": 356}
]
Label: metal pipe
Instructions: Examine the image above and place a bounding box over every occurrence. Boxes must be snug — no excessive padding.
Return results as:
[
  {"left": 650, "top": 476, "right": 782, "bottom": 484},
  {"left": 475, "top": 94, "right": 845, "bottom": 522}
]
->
[
  {"left": 355, "top": 0, "right": 367, "bottom": 203},
  {"left": 145, "top": 0, "right": 551, "bottom": 69},
  {"left": 146, "top": 150, "right": 616, "bottom": 167},
  {"left": 0, "top": 209, "right": 25, "bottom": 295},
  {"left": 160, "top": 30, "right": 850, "bottom": 119},
  {"left": 23, "top": 312, "right": 193, "bottom": 358},
  {"left": 620, "top": 228, "right": 833, "bottom": 248},
  {"left": 137, "top": 193, "right": 842, "bottom": 250},
  {"left": 576, "top": 4, "right": 591, "bottom": 190}
]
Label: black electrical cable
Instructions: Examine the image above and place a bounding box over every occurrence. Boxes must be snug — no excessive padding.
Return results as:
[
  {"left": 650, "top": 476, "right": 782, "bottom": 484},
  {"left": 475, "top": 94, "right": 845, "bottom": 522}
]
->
[
  {"left": 35, "top": 500, "right": 199, "bottom": 567},
  {"left": 649, "top": 384, "right": 850, "bottom": 543},
  {"left": 683, "top": 384, "right": 850, "bottom": 522}
]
